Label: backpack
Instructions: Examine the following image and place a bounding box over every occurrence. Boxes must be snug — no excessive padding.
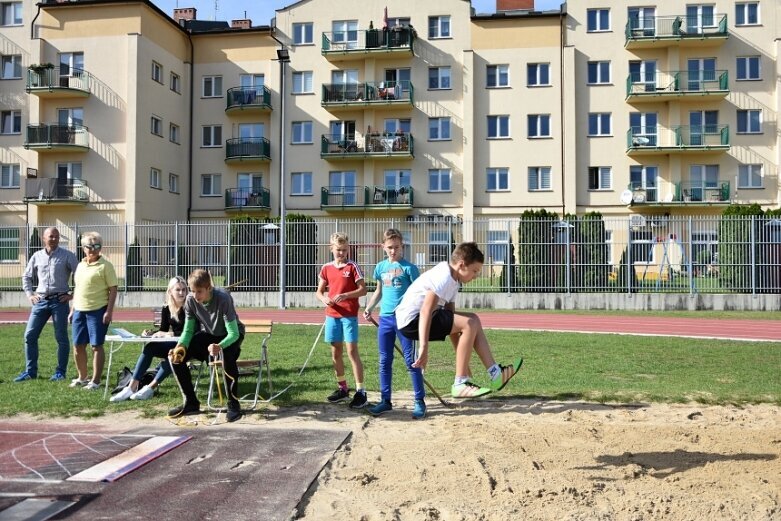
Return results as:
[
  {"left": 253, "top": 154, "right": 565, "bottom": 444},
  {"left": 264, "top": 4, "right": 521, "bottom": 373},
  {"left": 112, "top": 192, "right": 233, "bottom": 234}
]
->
[{"left": 111, "top": 366, "right": 156, "bottom": 394}]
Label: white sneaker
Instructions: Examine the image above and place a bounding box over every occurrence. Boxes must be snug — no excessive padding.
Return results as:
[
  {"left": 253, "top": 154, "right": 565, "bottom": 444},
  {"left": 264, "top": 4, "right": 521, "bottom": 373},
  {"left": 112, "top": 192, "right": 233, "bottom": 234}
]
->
[
  {"left": 69, "top": 378, "right": 89, "bottom": 388},
  {"left": 83, "top": 381, "right": 101, "bottom": 391},
  {"left": 130, "top": 385, "right": 155, "bottom": 401},
  {"left": 110, "top": 386, "right": 134, "bottom": 402}
]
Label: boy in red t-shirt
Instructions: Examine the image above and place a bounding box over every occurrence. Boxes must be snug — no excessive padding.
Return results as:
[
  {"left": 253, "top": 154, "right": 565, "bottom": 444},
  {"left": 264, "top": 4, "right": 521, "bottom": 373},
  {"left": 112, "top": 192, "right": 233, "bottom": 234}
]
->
[{"left": 315, "top": 232, "right": 368, "bottom": 408}]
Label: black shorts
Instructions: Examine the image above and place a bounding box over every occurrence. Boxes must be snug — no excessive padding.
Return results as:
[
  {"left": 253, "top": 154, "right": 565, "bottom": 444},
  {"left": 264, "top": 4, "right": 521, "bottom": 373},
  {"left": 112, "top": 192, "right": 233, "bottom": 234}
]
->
[{"left": 399, "top": 308, "right": 454, "bottom": 342}]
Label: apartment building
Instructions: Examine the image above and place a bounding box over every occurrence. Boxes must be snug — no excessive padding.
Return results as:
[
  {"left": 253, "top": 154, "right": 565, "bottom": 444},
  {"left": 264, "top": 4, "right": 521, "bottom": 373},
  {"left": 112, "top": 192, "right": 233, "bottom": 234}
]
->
[{"left": 0, "top": 0, "right": 778, "bottom": 236}]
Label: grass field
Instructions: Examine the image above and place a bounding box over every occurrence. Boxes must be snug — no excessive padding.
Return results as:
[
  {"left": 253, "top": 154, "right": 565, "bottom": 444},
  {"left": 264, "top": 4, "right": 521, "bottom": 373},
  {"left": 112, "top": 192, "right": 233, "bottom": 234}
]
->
[{"left": 0, "top": 321, "right": 778, "bottom": 418}]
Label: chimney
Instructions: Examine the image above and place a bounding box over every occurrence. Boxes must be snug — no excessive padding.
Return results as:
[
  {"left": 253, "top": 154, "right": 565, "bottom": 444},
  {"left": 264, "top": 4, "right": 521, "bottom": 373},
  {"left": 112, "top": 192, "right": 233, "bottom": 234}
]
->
[
  {"left": 173, "top": 7, "right": 196, "bottom": 25},
  {"left": 231, "top": 19, "right": 252, "bottom": 30},
  {"left": 496, "top": 0, "right": 533, "bottom": 11}
]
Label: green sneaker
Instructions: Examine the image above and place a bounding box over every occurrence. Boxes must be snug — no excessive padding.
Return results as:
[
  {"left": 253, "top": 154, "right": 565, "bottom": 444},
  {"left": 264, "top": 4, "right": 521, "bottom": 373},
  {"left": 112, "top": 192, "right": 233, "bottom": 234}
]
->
[
  {"left": 489, "top": 358, "right": 523, "bottom": 392},
  {"left": 451, "top": 381, "right": 492, "bottom": 399}
]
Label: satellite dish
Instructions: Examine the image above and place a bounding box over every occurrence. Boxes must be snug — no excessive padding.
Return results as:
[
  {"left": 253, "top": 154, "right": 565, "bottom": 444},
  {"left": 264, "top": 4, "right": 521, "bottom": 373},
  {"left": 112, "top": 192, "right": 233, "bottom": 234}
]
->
[
  {"left": 620, "top": 190, "right": 633, "bottom": 205},
  {"left": 663, "top": 193, "right": 674, "bottom": 202}
]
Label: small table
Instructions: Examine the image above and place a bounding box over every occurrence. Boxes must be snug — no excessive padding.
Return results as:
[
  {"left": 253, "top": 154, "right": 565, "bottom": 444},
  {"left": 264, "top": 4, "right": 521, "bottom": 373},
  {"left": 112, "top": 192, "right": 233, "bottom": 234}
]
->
[{"left": 104, "top": 334, "right": 180, "bottom": 398}]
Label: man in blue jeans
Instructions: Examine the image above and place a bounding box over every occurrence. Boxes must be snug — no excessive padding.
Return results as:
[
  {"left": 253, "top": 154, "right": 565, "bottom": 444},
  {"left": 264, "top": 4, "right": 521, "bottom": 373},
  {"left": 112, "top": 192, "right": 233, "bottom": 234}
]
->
[{"left": 16, "top": 227, "right": 78, "bottom": 382}]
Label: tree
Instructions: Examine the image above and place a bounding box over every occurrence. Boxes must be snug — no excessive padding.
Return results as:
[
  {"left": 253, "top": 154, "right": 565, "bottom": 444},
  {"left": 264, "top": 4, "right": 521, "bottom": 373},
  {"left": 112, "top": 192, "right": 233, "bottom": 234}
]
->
[
  {"left": 719, "top": 204, "right": 762, "bottom": 290},
  {"left": 126, "top": 237, "right": 143, "bottom": 290},
  {"left": 517, "top": 209, "right": 558, "bottom": 292}
]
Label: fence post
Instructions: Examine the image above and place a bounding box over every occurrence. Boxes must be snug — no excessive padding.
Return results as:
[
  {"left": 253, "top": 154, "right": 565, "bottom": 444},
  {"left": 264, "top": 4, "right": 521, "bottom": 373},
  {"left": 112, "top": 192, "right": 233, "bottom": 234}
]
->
[
  {"left": 124, "top": 222, "right": 129, "bottom": 292},
  {"left": 626, "top": 218, "right": 632, "bottom": 294},
  {"left": 751, "top": 215, "right": 756, "bottom": 295},
  {"left": 565, "top": 219, "right": 571, "bottom": 293},
  {"left": 174, "top": 222, "right": 179, "bottom": 274},
  {"left": 687, "top": 216, "right": 695, "bottom": 295},
  {"left": 225, "top": 221, "right": 231, "bottom": 288},
  {"left": 506, "top": 219, "right": 512, "bottom": 295}
]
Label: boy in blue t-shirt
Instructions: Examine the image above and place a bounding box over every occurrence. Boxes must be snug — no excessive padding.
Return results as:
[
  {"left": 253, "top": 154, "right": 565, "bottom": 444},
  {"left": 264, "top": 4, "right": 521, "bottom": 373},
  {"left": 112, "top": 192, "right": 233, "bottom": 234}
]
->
[{"left": 364, "top": 228, "right": 425, "bottom": 418}]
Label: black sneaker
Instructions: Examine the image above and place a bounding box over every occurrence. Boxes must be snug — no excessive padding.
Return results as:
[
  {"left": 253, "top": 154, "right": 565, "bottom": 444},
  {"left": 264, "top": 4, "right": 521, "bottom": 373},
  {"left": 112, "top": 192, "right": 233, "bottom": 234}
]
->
[
  {"left": 167, "top": 400, "right": 200, "bottom": 418},
  {"left": 327, "top": 388, "right": 350, "bottom": 403},
  {"left": 226, "top": 401, "right": 243, "bottom": 423},
  {"left": 349, "top": 390, "right": 368, "bottom": 409}
]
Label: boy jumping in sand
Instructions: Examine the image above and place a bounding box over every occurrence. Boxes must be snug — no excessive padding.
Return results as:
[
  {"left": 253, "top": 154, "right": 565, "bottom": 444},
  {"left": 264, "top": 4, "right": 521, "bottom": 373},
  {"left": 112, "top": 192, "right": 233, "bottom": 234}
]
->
[{"left": 395, "top": 241, "right": 522, "bottom": 398}]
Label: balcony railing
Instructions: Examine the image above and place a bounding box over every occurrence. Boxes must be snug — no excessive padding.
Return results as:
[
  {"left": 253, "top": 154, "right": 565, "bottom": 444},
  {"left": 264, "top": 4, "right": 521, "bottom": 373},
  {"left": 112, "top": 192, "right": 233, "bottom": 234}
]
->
[
  {"left": 625, "top": 14, "right": 728, "bottom": 46},
  {"left": 26, "top": 66, "right": 90, "bottom": 96},
  {"left": 627, "top": 125, "right": 729, "bottom": 153},
  {"left": 675, "top": 181, "right": 731, "bottom": 203},
  {"left": 24, "top": 178, "right": 89, "bottom": 203},
  {"left": 225, "top": 137, "right": 271, "bottom": 162},
  {"left": 225, "top": 86, "right": 272, "bottom": 113},
  {"left": 25, "top": 124, "right": 89, "bottom": 149},
  {"left": 322, "top": 80, "right": 413, "bottom": 109},
  {"left": 322, "top": 26, "right": 414, "bottom": 58},
  {"left": 320, "top": 132, "right": 413, "bottom": 159},
  {"left": 320, "top": 185, "right": 414, "bottom": 209},
  {"left": 224, "top": 187, "right": 271, "bottom": 210},
  {"left": 626, "top": 70, "right": 728, "bottom": 99}
]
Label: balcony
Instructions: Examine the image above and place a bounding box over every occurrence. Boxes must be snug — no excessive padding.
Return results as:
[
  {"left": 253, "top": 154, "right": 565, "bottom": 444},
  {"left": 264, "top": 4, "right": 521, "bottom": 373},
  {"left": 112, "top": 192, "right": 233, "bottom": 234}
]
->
[
  {"left": 626, "top": 70, "right": 728, "bottom": 103},
  {"left": 24, "top": 178, "right": 90, "bottom": 204},
  {"left": 26, "top": 66, "right": 90, "bottom": 98},
  {"left": 225, "top": 86, "right": 272, "bottom": 114},
  {"left": 225, "top": 137, "right": 271, "bottom": 163},
  {"left": 322, "top": 27, "right": 414, "bottom": 61},
  {"left": 322, "top": 81, "right": 413, "bottom": 112},
  {"left": 626, "top": 125, "right": 729, "bottom": 155},
  {"left": 320, "top": 132, "right": 413, "bottom": 160},
  {"left": 625, "top": 14, "right": 728, "bottom": 49},
  {"left": 625, "top": 181, "right": 731, "bottom": 206},
  {"left": 25, "top": 124, "right": 89, "bottom": 152},
  {"left": 224, "top": 187, "right": 271, "bottom": 211},
  {"left": 320, "top": 185, "right": 414, "bottom": 210}
]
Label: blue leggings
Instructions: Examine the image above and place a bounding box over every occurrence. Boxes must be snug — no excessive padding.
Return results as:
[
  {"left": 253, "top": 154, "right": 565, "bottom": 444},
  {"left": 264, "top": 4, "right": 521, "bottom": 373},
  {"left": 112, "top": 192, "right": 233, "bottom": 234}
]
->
[
  {"left": 132, "top": 341, "right": 175, "bottom": 384},
  {"left": 378, "top": 315, "right": 425, "bottom": 401}
]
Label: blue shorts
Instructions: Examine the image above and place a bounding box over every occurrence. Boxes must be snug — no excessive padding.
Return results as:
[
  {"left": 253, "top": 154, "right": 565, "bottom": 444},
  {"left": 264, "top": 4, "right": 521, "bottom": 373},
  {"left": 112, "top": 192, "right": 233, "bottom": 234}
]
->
[
  {"left": 72, "top": 307, "right": 109, "bottom": 347},
  {"left": 324, "top": 316, "right": 359, "bottom": 344}
]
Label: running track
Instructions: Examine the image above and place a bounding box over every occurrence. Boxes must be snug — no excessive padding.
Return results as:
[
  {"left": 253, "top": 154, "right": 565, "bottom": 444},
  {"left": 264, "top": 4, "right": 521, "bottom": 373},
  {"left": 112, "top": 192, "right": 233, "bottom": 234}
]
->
[{"left": 1, "top": 309, "right": 779, "bottom": 342}]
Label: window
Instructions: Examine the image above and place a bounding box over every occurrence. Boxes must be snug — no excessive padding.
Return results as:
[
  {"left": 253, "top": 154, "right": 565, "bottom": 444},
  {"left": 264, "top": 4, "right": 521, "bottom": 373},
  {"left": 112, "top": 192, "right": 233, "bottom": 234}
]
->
[
  {"left": 328, "top": 170, "right": 357, "bottom": 205},
  {"left": 387, "top": 17, "right": 411, "bottom": 28},
  {"left": 588, "top": 166, "right": 612, "bottom": 190},
  {"left": 202, "top": 75, "right": 222, "bottom": 97},
  {"left": 487, "top": 230, "right": 510, "bottom": 264},
  {"left": 487, "top": 64, "right": 509, "bottom": 88},
  {"left": 428, "top": 117, "right": 451, "bottom": 141},
  {"left": 202, "top": 125, "right": 222, "bottom": 147},
  {"left": 528, "top": 114, "right": 551, "bottom": 138},
  {"left": 428, "top": 231, "right": 450, "bottom": 263},
  {"left": 169, "top": 123, "right": 180, "bottom": 143},
  {"left": 201, "top": 174, "right": 221, "bottom": 196},
  {"left": 528, "top": 167, "right": 551, "bottom": 191},
  {"left": 428, "top": 15, "right": 451, "bottom": 38},
  {"left": 527, "top": 63, "right": 549, "bottom": 87},
  {"left": 487, "top": 115, "right": 510, "bottom": 139},
  {"left": 735, "top": 2, "right": 759, "bottom": 26},
  {"left": 150, "top": 116, "right": 162, "bottom": 136},
  {"left": 168, "top": 173, "right": 179, "bottom": 193},
  {"left": 292, "top": 71, "right": 313, "bottom": 94},
  {"left": 1, "top": 54, "right": 21, "bottom": 79},
  {"left": 292, "top": 22, "right": 314, "bottom": 44},
  {"left": 56, "top": 162, "right": 82, "bottom": 181},
  {"left": 332, "top": 20, "right": 358, "bottom": 49},
  {"left": 737, "top": 109, "right": 761, "bottom": 134},
  {"left": 689, "top": 164, "right": 719, "bottom": 202},
  {"left": 383, "top": 118, "right": 411, "bottom": 134},
  {"left": 0, "top": 227, "right": 19, "bottom": 262},
  {"left": 292, "top": 121, "right": 313, "bottom": 144},
  {"left": 588, "top": 113, "right": 611, "bottom": 136},
  {"left": 385, "top": 68, "right": 411, "bottom": 92},
  {"left": 631, "top": 165, "right": 658, "bottom": 202},
  {"left": 149, "top": 167, "right": 161, "bottom": 189},
  {"left": 428, "top": 67, "right": 451, "bottom": 90},
  {"left": 0, "top": 163, "right": 19, "bottom": 188},
  {"left": 628, "top": 6, "right": 656, "bottom": 36},
  {"left": 738, "top": 164, "right": 762, "bottom": 188},
  {"left": 170, "top": 72, "right": 180, "bottom": 93},
  {"left": 487, "top": 167, "right": 509, "bottom": 191},
  {"left": 151, "top": 61, "right": 162, "bottom": 83},
  {"left": 686, "top": 5, "right": 716, "bottom": 32},
  {"left": 736, "top": 56, "right": 760, "bottom": 80},
  {"left": 428, "top": 169, "right": 451, "bottom": 192},
  {"left": 587, "top": 61, "right": 610, "bottom": 84},
  {"left": 1, "top": 2, "right": 22, "bottom": 25},
  {"left": 587, "top": 8, "right": 610, "bottom": 32},
  {"left": 0, "top": 110, "right": 20, "bottom": 134},
  {"left": 291, "top": 172, "right": 313, "bottom": 195}
]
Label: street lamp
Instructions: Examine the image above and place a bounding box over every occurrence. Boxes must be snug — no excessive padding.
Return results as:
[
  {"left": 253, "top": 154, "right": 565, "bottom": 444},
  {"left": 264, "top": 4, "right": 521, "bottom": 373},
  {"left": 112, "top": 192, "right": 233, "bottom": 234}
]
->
[{"left": 277, "top": 47, "right": 290, "bottom": 309}]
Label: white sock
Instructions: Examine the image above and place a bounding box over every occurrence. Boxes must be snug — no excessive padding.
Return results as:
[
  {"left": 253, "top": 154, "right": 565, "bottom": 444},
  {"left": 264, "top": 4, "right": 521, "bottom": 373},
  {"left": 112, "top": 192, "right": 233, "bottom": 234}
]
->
[
  {"left": 488, "top": 364, "right": 501, "bottom": 380},
  {"left": 454, "top": 375, "right": 469, "bottom": 386}
]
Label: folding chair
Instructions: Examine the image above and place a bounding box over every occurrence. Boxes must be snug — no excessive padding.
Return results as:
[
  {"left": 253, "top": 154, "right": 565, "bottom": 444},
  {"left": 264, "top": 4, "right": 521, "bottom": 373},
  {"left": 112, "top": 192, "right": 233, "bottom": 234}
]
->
[{"left": 207, "top": 319, "right": 273, "bottom": 411}]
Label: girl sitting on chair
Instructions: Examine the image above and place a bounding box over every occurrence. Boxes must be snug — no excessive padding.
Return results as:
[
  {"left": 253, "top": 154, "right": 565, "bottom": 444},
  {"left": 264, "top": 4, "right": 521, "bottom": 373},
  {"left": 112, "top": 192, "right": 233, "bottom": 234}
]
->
[{"left": 110, "top": 276, "right": 187, "bottom": 402}]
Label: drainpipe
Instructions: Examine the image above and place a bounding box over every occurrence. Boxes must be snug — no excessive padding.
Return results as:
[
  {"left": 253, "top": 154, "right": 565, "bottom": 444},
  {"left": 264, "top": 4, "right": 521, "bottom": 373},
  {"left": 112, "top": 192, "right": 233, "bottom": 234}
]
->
[
  {"left": 30, "top": 4, "right": 41, "bottom": 40},
  {"left": 186, "top": 31, "right": 194, "bottom": 222},
  {"left": 559, "top": 6, "right": 566, "bottom": 215}
]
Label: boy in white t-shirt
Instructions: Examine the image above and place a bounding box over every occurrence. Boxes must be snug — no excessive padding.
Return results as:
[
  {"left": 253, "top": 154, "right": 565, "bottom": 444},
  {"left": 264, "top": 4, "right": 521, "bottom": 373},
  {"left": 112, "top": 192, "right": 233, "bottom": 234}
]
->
[{"left": 395, "top": 242, "right": 522, "bottom": 398}]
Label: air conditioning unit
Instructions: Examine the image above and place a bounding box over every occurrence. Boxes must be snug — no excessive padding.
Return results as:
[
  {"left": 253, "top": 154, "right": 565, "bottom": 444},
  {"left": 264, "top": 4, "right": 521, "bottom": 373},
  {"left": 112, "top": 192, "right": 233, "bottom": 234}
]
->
[{"left": 629, "top": 214, "right": 647, "bottom": 228}]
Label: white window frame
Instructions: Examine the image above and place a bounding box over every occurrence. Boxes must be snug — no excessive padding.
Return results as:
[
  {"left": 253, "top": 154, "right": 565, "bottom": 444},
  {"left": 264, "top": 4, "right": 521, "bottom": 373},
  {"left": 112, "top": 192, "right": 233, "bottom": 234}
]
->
[
  {"left": 736, "top": 56, "right": 760, "bottom": 81},
  {"left": 588, "top": 113, "right": 612, "bottom": 136},
  {"left": 487, "top": 115, "right": 510, "bottom": 139},
  {"left": 0, "top": 163, "right": 20, "bottom": 188},
  {"left": 170, "top": 72, "right": 180, "bottom": 93},
  {"left": 428, "top": 66, "right": 451, "bottom": 90},
  {"left": 487, "top": 230, "right": 510, "bottom": 264},
  {"left": 169, "top": 123, "right": 180, "bottom": 143},
  {"left": 1, "top": 2, "right": 22, "bottom": 26},
  {"left": 292, "top": 121, "right": 313, "bottom": 144},
  {"left": 291, "top": 172, "right": 313, "bottom": 195},
  {"left": 738, "top": 164, "right": 762, "bottom": 189},
  {"left": 587, "top": 61, "right": 611, "bottom": 85},
  {"left": 527, "top": 63, "right": 550, "bottom": 87},
  {"left": 588, "top": 166, "right": 612, "bottom": 190},
  {"left": 528, "top": 114, "right": 551, "bottom": 138},
  {"left": 428, "top": 168, "right": 451, "bottom": 192},
  {"left": 736, "top": 109, "right": 761, "bottom": 134},
  {"left": 428, "top": 15, "right": 451, "bottom": 39},
  {"left": 428, "top": 117, "right": 451, "bottom": 141},
  {"left": 528, "top": 166, "right": 552, "bottom": 191},
  {"left": 150, "top": 115, "right": 162, "bottom": 136},
  {"left": 149, "top": 167, "right": 161, "bottom": 189},
  {"left": 292, "top": 71, "right": 313, "bottom": 94},
  {"left": 0, "top": 110, "right": 21, "bottom": 134},
  {"left": 292, "top": 22, "right": 314, "bottom": 45},
  {"left": 428, "top": 231, "right": 450, "bottom": 263},
  {"left": 56, "top": 161, "right": 82, "bottom": 181},
  {"left": 202, "top": 125, "right": 222, "bottom": 147},
  {"left": 487, "top": 167, "right": 509, "bottom": 192},
  {"left": 168, "top": 172, "right": 179, "bottom": 193},
  {"left": 202, "top": 75, "right": 222, "bottom": 97},
  {"left": 487, "top": 64, "right": 510, "bottom": 88},
  {"left": 201, "top": 173, "right": 222, "bottom": 197},
  {"left": 735, "top": 2, "right": 759, "bottom": 26},
  {"left": 587, "top": 8, "right": 610, "bottom": 32},
  {"left": 151, "top": 61, "right": 163, "bottom": 83},
  {"left": 1, "top": 54, "right": 22, "bottom": 79}
]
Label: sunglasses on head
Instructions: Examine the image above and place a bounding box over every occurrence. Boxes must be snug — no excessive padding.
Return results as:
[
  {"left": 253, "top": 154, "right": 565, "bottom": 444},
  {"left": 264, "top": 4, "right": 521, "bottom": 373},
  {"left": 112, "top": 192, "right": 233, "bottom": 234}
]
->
[{"left": 83, "top": 243, "right": 101, "bottom": 250}]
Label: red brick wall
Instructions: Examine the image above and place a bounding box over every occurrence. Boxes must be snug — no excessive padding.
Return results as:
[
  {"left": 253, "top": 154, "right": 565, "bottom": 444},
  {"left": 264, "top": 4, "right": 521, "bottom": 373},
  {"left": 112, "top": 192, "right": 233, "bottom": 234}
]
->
[{"left": 496, "top": 0, "right": 534, "bottom": 11}]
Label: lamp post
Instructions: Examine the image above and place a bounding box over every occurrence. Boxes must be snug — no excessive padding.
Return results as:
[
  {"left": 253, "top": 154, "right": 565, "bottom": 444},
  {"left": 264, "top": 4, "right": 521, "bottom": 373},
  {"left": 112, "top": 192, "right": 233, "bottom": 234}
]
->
[{"left": 277, "top": 47, "right": 290, "bottom": 309}]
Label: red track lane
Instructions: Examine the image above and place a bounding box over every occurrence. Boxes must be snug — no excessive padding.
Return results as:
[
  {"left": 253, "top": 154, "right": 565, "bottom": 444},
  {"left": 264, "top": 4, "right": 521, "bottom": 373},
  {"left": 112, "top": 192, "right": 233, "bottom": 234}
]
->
[{"left": 1, "top": 309, "right": 779, "bottom": 341}]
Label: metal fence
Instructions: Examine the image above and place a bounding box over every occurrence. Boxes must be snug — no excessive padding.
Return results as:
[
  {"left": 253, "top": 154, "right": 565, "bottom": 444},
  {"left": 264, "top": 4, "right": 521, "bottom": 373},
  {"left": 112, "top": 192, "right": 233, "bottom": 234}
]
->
[{"left": 3, "top": 215, "right": 781, "bottom": 294}]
